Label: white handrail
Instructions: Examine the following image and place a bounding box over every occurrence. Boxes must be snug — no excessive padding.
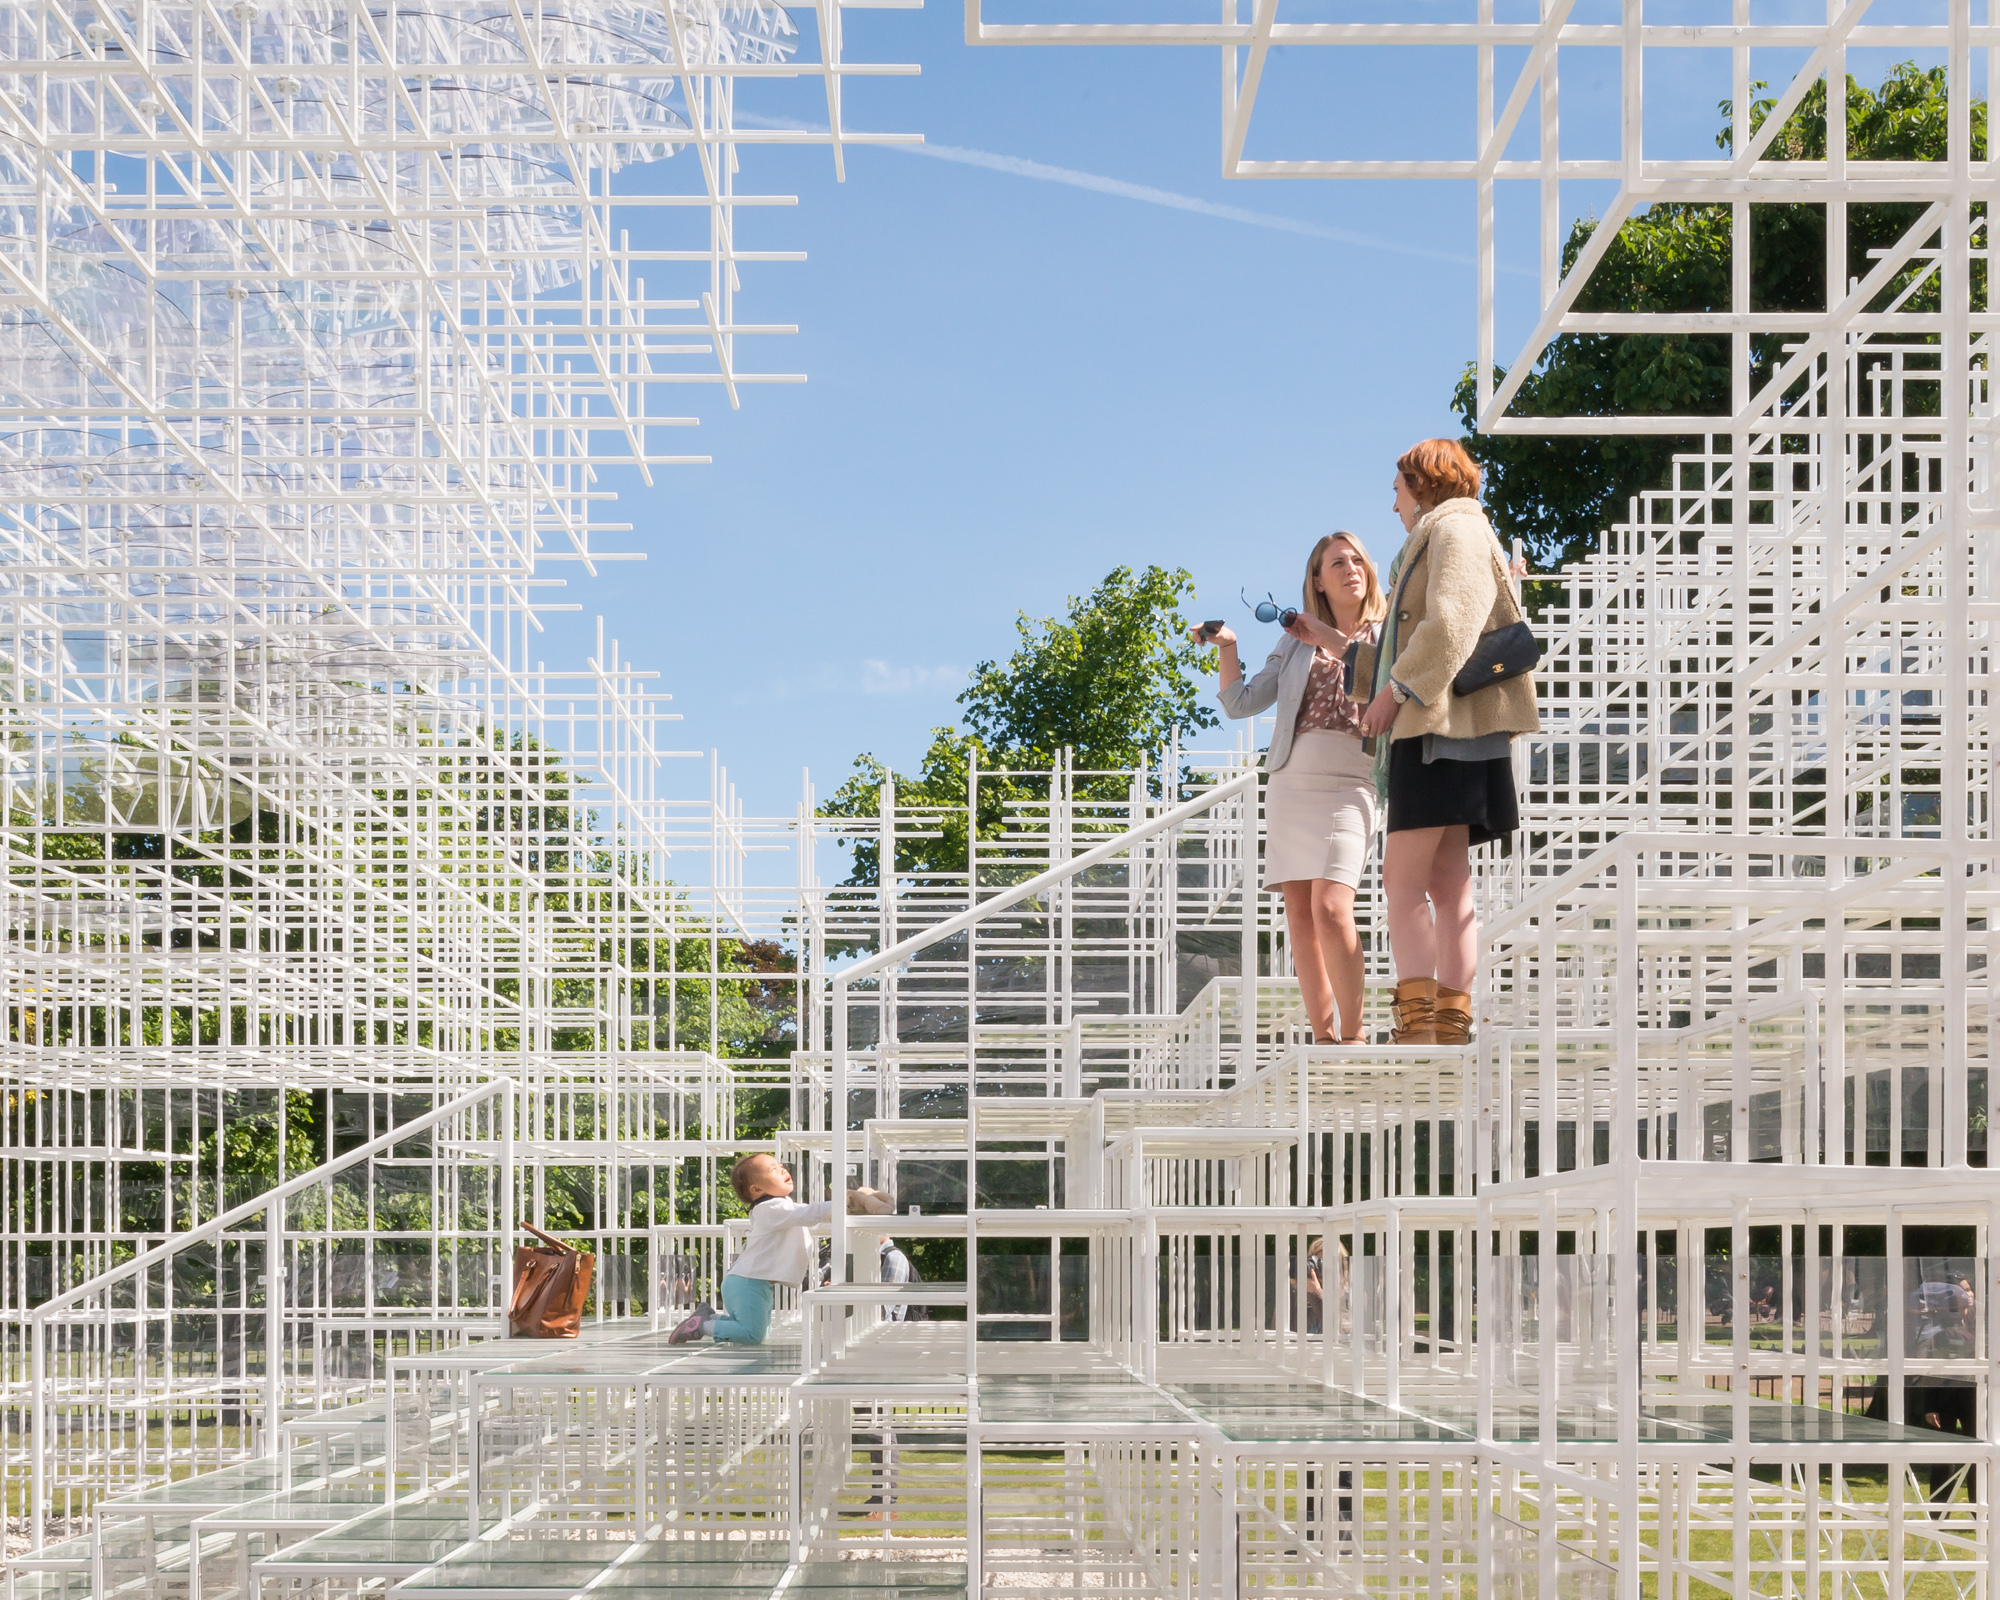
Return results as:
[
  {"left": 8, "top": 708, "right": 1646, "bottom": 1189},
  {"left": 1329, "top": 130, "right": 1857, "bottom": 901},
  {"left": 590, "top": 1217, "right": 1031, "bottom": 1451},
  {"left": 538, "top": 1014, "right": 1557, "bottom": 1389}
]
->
[
  {"left": 1479, "top": 830, "right": 1962, "bottom": 951},
  {"left": 31, "top": 1079, "right": 512, "bottom": 1322},
  {"left": 829, "top": 767, "right": 1259, "bottom": 1284},
  {"left": 27, "top": 1077, "right": 517, "bottom": 1536}
]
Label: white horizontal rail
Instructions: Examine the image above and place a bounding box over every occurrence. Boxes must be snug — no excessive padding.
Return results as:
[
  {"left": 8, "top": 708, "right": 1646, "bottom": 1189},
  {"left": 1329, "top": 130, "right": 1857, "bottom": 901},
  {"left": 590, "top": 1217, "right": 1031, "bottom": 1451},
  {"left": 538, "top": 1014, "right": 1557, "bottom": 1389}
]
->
[
  {"left": 828, "top": 768, "right": 1258, "bottom": 1281},
  {"left": 1481, "top": 831, "right": 1966, "bottom": 953},
  {"left": 30, "top": 1079, "right": 513, "bottom": 1324},
  {"left": 25, "top": 1078, "right": 517, "bottom": 1539}
]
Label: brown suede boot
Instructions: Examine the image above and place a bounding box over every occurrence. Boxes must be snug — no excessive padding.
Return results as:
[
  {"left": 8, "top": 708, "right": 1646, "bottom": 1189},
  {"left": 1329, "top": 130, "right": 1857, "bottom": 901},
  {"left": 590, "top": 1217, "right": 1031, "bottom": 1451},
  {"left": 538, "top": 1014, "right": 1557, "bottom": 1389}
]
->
[
  {"left": 1433, "top": 986, "right": 1473, "bottom": 1046},
  {"left": 1392, "top": 977, "right": 1437, "bottom": 1045}
]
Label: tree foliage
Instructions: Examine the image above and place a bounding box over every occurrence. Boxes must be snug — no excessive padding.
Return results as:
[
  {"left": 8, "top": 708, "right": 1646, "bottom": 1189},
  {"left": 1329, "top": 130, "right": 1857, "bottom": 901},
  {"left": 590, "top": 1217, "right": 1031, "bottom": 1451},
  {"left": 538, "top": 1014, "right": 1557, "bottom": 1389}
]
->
[
  {"left": 821, "top": 566, "right": 1219, "bottom": 890},
  {"left": 1456, "top": 63, "right": 1983, "bottom": 570},
  {"left": 959, "top": 564, "right": 1219, "bottom": 767}
]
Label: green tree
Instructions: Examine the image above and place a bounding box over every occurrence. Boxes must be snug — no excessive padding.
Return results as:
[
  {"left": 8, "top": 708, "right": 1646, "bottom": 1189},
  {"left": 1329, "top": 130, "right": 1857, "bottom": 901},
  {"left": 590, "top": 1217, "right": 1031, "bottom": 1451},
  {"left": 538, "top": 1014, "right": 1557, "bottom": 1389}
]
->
[
  {"left": 958, "top": 564, "right": 1219, "bottom": 767},
  {"left": 820, "top": 565, "right": 1219, "bottom": 889},
  {"left": 1457, "top": 63, "right": 1983, "bottom": 569}
]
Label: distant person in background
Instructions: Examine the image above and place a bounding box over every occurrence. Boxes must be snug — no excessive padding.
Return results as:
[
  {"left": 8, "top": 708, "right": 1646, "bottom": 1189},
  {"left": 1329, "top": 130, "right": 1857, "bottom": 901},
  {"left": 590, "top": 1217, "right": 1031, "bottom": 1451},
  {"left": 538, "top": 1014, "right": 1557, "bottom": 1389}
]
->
[
  {"left": 880, "top": 1237, "right": 924, "bottom": 1322},
  {"left": 1359, "top": 440, "right": 1539, "bottom": 1046},
  {"left": 1205, "top": 532, "right": 1387, "bottom": 1043},
  {"left": 1865, "top": 1369, "right": 1978, "bottom": 1511},
  {"left": 1910, "top": 1276, "right": 1976, "bottom": 1357}
]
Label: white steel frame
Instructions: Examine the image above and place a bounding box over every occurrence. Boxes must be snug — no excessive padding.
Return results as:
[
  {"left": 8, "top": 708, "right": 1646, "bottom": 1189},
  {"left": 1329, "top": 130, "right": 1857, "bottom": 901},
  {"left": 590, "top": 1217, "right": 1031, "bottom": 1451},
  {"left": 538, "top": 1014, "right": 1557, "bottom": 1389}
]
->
[{"left": 6, "top": 2, "right": 2000, "bottom": 1597}]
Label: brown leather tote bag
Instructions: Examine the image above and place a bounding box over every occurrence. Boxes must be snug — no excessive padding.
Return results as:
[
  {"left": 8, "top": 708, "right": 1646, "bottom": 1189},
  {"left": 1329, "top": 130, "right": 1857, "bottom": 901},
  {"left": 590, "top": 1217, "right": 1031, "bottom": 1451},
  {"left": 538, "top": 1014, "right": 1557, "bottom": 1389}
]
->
[{"left": 508, "top": 1222, "right": 595, "bottom": 1338}]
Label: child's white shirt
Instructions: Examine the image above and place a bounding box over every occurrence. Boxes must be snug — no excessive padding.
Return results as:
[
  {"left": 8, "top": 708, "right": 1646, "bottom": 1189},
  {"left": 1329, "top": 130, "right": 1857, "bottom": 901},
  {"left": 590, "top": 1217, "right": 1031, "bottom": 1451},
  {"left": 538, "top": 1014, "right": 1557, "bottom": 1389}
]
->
[{"left": 727, "top": 1195, "right": 834, "bottom": 1286}]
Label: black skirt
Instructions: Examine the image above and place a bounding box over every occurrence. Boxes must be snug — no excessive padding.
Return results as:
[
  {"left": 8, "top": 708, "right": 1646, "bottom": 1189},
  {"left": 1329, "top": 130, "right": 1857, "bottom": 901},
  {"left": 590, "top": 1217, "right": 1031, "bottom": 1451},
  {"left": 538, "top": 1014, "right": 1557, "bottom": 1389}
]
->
[{"left": 1385, "top": 737, "right": 1519, "bottom": 845}]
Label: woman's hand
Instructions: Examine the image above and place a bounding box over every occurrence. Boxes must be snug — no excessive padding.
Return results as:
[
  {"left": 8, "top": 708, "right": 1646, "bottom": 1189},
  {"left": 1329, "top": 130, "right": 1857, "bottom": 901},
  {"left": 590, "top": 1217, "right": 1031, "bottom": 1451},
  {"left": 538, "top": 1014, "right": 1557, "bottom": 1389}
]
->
[
  {"left": 846, "top": 1186, "right": 896, "bottom": 1216},
  {"left": 1359, "top": 686, "right": 1400, "bottom": 738},
  {"left": 1190, "top": 622, "right": 1236, "bottom": 648},
  {"left": 1509, "top": 553, "right": 1529, "bottom": 580},
  {"left": 1282, "top": 613, "right": 1347, "bottom": 652}
]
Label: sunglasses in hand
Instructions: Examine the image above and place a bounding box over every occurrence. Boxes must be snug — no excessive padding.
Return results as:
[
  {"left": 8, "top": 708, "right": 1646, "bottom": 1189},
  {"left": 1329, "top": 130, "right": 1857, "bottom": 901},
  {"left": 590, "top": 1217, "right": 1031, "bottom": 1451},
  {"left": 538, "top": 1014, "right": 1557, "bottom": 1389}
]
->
[{"left": 1243, "top": 589, "right": 1299, "bottom": 629}]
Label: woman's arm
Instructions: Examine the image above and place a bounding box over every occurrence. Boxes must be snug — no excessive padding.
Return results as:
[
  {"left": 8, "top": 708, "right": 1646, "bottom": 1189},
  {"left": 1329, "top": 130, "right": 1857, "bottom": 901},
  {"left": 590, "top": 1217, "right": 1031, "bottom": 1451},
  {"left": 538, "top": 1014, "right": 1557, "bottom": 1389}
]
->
[
  {"left": 1389, "top": 518, "right": 1499, "bottom": 707},
  {"left": 1191, "top": 622, "right": 1246, "bottom": 698},
  {"left": 1214, "top": 635, "right": 1288, "bottom": 720}
]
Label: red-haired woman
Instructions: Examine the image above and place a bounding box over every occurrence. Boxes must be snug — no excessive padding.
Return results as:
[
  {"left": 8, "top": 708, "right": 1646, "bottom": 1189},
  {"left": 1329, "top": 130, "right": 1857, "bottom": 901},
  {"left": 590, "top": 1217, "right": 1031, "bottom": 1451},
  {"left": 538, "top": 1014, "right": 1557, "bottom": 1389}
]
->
[{"left": 1358, "top": 440, "right": 1539, "bottom": 1046}]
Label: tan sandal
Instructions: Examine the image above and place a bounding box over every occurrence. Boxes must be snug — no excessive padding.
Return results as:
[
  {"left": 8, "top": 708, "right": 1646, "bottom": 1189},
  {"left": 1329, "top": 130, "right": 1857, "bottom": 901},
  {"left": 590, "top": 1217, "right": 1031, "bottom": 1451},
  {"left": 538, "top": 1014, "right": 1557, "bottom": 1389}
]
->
[{"left": 1392, "top": 977, "right": 1437, "bottom": 1045}]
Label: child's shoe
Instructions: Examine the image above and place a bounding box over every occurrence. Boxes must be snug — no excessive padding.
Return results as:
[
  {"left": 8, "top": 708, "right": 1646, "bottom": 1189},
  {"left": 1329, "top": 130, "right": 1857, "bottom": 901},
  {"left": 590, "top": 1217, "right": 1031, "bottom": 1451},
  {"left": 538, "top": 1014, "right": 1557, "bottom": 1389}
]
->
[{"left": 668, "top": 1304, "right": 714, "bottom": 1344}]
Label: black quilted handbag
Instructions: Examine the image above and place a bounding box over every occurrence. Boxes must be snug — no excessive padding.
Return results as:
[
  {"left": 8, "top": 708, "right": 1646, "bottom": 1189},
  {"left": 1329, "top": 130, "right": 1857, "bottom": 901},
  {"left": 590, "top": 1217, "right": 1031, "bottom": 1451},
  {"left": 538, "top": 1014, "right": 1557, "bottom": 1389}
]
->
[
  {"left": 1451, "top": 620, "right": 1541, "bottom": 695},
  {"left": 1451, "top": 541, "right": 1542, "bottom": 695}
]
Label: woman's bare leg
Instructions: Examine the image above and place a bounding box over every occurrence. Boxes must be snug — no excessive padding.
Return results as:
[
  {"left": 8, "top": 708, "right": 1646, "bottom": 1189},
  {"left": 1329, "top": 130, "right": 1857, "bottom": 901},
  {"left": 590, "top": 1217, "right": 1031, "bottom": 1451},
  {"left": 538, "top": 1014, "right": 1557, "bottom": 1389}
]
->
[
  {"left": 1429, "top": 829, "right": 1477, "bottom": 991},
  {"left": 1383, "top": 826, "right": 1447, "bottom": 979},
  {"left": 1311, "top": 881, "right": 1364, "bottom": 1037},
  {"left": 1281, "top": 881, "right": 1336, "bottom": 1039}
]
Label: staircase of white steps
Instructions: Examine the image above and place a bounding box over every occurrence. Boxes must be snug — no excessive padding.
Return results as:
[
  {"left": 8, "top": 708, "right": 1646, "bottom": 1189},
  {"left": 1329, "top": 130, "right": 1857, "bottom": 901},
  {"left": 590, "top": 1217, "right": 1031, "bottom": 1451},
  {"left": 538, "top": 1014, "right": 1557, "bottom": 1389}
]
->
[{"left": 8, "top": 1453, "right": 399, "bottom": 1600}]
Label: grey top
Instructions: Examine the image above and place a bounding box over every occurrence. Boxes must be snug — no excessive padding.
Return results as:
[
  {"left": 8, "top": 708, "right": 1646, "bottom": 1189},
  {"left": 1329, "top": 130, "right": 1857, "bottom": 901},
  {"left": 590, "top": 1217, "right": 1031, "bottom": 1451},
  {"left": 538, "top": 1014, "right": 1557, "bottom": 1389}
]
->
[{"left": 1421, "top": 730, "right": 1514, "bottom": 763}]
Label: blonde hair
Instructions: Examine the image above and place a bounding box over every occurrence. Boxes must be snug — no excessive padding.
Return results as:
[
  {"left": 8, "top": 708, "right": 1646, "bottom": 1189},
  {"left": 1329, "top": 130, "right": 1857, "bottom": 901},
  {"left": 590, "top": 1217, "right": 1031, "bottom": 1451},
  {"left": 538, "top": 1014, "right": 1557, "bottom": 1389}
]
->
[{"left": 1302, "top": 532, "right": 1386, "bottom": 632}]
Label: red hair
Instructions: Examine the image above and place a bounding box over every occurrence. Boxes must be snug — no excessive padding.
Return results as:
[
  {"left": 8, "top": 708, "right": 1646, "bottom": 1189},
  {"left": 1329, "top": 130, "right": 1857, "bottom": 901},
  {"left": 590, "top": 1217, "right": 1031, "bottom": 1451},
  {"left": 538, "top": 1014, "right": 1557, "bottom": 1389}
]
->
[{"left": 1396, "top": 439, "right": 1481, "bottom": 508}]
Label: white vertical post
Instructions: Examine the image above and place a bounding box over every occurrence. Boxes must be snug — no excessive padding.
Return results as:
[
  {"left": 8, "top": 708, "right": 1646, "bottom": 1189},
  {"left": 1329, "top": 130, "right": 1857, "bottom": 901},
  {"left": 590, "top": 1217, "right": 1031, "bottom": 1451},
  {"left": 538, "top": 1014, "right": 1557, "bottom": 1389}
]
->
[
  {"left": 30, "top": 1321, "right": 46, "bottom": 1549},
  {"left": 1384, "top": 1198, "right": 1402, "bottom": 1410},
  {"left": 832, "top": 979, "right": 850, "bottom": 1292},
  {"left": 264, "top": 1195, "right": 284, "bottom": 1458},
  {"left": 1943, "top": 0, "right": 1972, "bottom": 1170},
  {"left": 501, "top": 1081, "right": 516, "bottom": 1327},
  {"left": 1240, "top": 775, "right": 1258, "bottom": 1076}
]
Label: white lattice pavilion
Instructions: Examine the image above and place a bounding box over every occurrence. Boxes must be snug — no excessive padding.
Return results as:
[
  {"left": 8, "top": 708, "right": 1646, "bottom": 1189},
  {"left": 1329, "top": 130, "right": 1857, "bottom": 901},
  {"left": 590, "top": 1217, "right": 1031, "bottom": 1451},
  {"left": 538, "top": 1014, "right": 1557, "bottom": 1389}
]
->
[{"left": 1, "top": 3, "right": 1993, "bottom": 1597}]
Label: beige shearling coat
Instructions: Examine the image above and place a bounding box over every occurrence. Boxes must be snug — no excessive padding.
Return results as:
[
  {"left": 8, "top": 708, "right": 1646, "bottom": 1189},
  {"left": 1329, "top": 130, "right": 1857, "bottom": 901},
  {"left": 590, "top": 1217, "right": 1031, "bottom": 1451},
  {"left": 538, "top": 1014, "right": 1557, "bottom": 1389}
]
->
[{"left": 1383, "top": 498, "right": 1540, "bottom": 743}]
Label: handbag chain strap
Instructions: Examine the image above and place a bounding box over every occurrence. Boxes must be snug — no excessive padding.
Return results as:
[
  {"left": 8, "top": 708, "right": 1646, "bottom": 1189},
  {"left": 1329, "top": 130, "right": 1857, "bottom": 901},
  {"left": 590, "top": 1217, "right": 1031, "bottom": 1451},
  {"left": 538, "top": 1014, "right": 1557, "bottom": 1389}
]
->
[{"left": 1483, "top": 538, "right": 1526, "bottom": 630}]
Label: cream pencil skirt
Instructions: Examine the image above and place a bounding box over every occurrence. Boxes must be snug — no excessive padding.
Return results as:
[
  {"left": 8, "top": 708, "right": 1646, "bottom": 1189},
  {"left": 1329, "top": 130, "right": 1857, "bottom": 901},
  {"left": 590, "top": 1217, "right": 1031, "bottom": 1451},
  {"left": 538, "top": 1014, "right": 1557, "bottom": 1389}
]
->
[{"left": 1263, "top": 730, "right": 1379, "bottom": 889}]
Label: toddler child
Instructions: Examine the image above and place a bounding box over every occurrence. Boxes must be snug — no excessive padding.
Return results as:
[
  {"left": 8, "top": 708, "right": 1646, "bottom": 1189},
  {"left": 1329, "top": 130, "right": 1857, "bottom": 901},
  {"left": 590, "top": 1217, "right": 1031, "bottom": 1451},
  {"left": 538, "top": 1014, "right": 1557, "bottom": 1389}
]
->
[{"left": 669, "top": 1153, "right": 893, "bottom": 1344}]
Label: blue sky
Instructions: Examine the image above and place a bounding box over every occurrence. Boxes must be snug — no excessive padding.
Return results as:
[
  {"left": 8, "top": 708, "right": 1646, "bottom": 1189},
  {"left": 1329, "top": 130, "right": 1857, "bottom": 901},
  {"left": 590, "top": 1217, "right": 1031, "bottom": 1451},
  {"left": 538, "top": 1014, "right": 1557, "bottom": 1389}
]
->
[{"left": 534, "top": 1, "right": 1858, "bottom": 824}]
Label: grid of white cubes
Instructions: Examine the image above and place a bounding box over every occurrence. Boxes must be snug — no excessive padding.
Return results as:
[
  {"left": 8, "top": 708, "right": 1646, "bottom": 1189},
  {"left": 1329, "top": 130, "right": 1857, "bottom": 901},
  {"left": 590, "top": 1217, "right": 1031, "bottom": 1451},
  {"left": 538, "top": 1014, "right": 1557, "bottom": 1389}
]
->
[{"left": 2, "top": 4, "right": 1995, "bottom": 1598}]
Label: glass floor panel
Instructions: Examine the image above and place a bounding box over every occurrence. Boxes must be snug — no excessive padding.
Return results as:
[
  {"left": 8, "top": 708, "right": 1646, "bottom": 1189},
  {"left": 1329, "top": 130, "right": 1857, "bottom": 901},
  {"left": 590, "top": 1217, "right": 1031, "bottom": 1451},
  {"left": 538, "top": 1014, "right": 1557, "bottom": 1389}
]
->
[
  {"left": 97, "top": 1516, "right": 199, "bottom": 1554},
  {"left": 206, "top": 1485, "right": 405, "bottom": 1526},
  {"left": 97, "top": 1454, "right": 324, "bottom": 1510},
  {"left": 1478, "top": 1399, "right": 1953, "bottom": 1446},
  {"left": 393, "top": 1536, "right": 648, "bottom": 1596},
  {"left": 9, "top": 1571, "right": 91, "bottom": 1600},
  {"left": 262, "top": 1506, "right": 493, "bottom": 1572},
  {"left": 8, "top": 1536, "right": 94, "bottom": 1568},
  {"left": 394, "top": 1540, "right": 967, "bottom": 1598},
  {"left": 1165, "top": 1383, "right": 1474, "bottom": 1443},
  {"left": 482, "top": 1349, "right": 677, "bottom": 1378},
  {"left": 975, "top": 1374, "right": 1189, "bottom": 1426},
  {"left": 587, "top": 1543, "right": 796, "bottom": 1593},
  {"left": 288, "top": 1393, "right": 463, "bottom": 1432},
  {"left": 1651, "top": 1401, "right": 1956, "bottom": 1446},
  {"left": 662, "top": 1340, "right": 805, "bottom": 1377},
  {"left": 784, "top": 1563, "right": 967, "bottom": 1594}
]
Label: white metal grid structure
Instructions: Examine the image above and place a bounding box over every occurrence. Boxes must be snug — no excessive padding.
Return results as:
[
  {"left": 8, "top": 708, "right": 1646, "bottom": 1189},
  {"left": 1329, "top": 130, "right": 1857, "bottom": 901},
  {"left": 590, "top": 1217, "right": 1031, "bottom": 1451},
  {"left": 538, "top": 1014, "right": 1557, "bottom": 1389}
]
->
[
  {"left": 0, "top": 0, "right": 923, "bottom": 1566},
  {"left": 5, "top": 1, "right": 2000, "bottom": 1597},
  {"left": 933, "top": 2, "right": 1991, "bottom": 1595}
]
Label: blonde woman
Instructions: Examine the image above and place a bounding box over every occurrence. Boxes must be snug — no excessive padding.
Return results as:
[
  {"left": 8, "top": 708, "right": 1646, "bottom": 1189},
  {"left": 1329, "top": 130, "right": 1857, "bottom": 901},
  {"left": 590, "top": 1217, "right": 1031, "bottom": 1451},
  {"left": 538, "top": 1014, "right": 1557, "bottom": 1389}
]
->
[{"left": 1199, "top": 533, "right": 1386, "bottom": 1043}]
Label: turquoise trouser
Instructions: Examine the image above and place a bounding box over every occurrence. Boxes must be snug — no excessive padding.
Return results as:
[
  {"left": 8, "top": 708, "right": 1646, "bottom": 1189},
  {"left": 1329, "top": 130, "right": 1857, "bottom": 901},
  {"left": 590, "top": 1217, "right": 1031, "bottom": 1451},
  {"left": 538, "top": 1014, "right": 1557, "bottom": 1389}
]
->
[{"left": 712, "top": 1274, "right": 775, "bottom": 1344}]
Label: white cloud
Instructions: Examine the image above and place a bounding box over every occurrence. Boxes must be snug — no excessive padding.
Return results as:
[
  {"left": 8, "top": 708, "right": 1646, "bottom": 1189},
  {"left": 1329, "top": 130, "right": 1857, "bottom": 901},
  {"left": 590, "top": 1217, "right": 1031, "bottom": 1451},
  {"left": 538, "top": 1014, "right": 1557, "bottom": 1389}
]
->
[
  {"left": 737, "top": 114, "right": 1525, "bottom": 271},
  {"left": 735, "top": 659, "right": 965, "bottom": 705},
  {"left": 859, "top": 659, "right": 965, "bottom": 695},
  {"left": 908, "top": 141, "right": 1474, "bottom": 264}
]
